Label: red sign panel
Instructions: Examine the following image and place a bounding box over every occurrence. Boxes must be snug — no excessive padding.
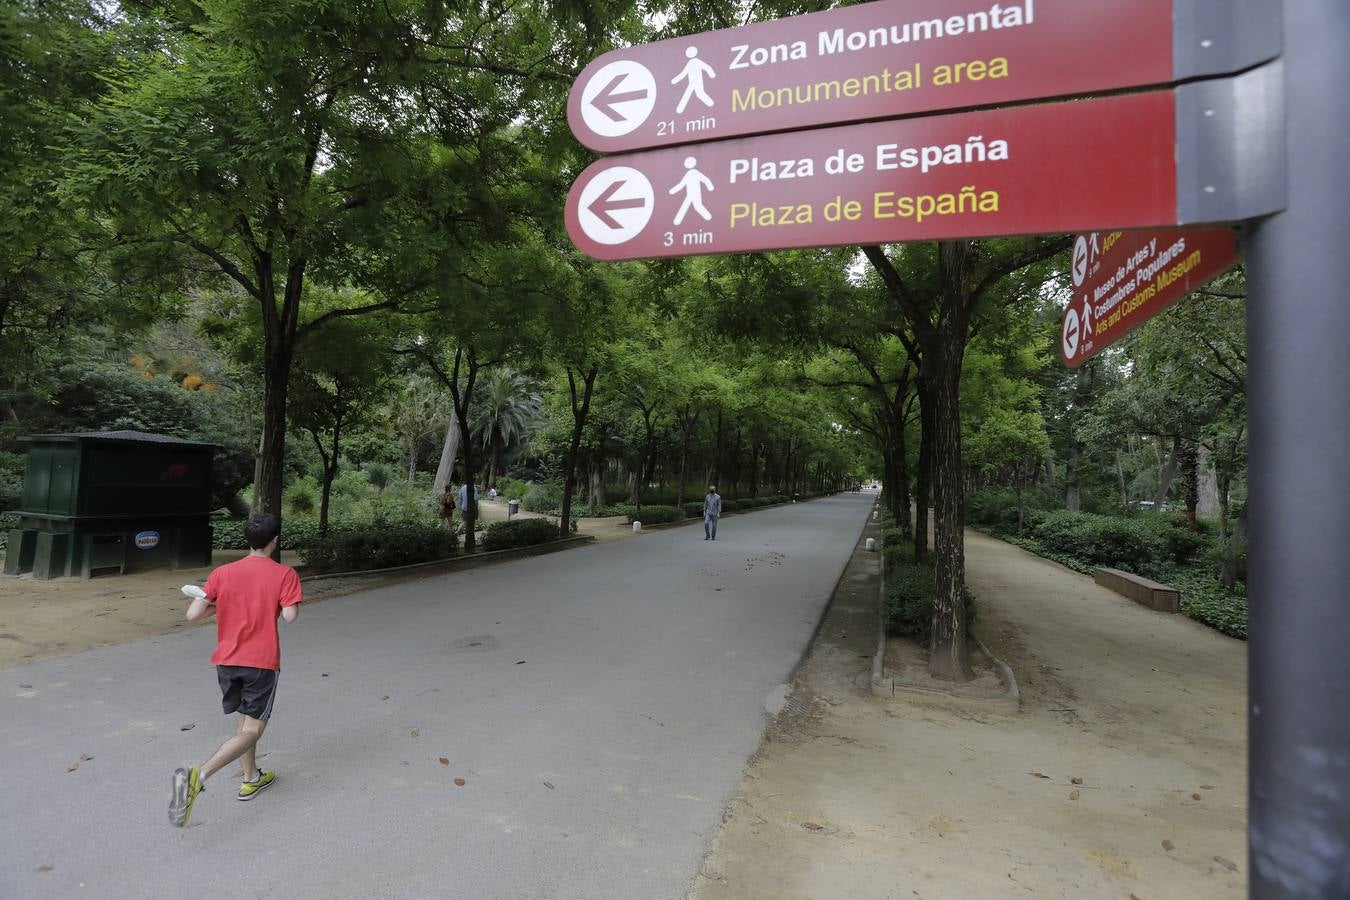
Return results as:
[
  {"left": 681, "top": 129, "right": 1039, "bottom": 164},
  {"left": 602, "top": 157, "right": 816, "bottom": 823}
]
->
[
  {"left": 568, "top": 0, "right": 1173, "bottom": 153},
  {"left": 566, "top": 91, "right": 1178, "bottom": 262},
  {"left": 1061, "top": 228, "right": 1240, "bottom": 367}
]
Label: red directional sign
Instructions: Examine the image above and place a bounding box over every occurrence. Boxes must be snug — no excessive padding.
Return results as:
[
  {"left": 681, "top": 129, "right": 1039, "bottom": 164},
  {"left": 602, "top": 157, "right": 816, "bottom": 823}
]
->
[
  {"left": 1061, "top": 228, "right": 1239, "bottom": 367},
  {"left": 567, "top": 90, "right": 1184, "bottom": 261},
  {"left": 567, "top": 0, "right": 1277, "bottom": 153}
]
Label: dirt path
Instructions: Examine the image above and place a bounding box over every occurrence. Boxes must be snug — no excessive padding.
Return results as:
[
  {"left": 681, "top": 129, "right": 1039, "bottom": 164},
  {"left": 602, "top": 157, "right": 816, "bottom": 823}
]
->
[{"left": 692, "top": 528, "right": 1247, "bottom": 899}]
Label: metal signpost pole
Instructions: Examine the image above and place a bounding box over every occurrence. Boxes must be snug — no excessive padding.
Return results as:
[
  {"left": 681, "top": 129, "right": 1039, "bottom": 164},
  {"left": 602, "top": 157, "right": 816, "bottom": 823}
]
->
[{"left": 1245, "top": 1, "right": 1350, "bottom": 895}]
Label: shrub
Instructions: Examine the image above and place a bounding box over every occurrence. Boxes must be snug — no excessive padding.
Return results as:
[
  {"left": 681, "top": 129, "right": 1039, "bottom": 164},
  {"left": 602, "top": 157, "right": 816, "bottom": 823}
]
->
[
  {"left": 495, "top": 477, "right": 531, "bottom": 502},
  {"left": 483, "top": 518, "right": 559, "bottom": 551},
  {"left": 284, "top": 478, "right": 319, "bottom": 517},
  {"left": 683, "top": 501, "right": 704, "bottom": 518},
  {"left": 364, "top": 464, "right": 390, "bottom": 491},
  {"left": 882, "top": 547, "right": 977, "bottom": 646},
  {"left": 299, "top": 522, "right": 456, "bottom": 573},
  {"left": 522, "top": 479, "right": 563, "bottom": 513},
  {"left": 768, "top": 495, "right": 789, "bottom": 504},
  {"left": 720, "top": 499, "right": 742, "bottom": 512},
  {"left": 881, "top": 526, "right": 907, "bottom": 548},
  {"left": 628, "top": 504, "right": 682, "bottom": 524},
  {"left": 1173, "top": 570, "right": 1248, "bottom": 639},
  {"left": 580, "top": 503, "right": 634, "bottom": 518}
]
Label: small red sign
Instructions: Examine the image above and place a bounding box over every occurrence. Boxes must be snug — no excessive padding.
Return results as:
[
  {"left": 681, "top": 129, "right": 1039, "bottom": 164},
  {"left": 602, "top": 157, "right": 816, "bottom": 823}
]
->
[
  {"left": 1061, "top": 228, "right": 1239, "bottom": 367},
  {"left": 566, "top": 91, "right": 1178, "bottom": 261},
  {"left": 568, "top": 0, "right": 1174, "bottom": 153}
]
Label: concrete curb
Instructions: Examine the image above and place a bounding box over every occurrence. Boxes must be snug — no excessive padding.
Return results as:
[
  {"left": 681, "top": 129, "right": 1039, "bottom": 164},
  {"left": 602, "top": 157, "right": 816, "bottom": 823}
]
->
[
  {"left": 299, "top": 534, "right": 595, "bottom": 583},
  {"left": 869, "top": 516, "right": 1020, "bottom": 715}
]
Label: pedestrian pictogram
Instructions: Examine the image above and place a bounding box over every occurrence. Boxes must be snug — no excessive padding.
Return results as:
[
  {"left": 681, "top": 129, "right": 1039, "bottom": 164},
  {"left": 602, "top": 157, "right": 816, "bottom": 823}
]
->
[
  {"left": 580, "top": 60, "right": 657, "bottom": 138},
  {"left": 671, "top": 47, "right": 715, "bottom": 115},
  {"left": 669, "top": 158, "right": 713, "bottom": 226},
  {"left": 576, "top": 167, "right": 654, "bottom": 245},
  {"left": 1081, "top": 298, "right": 1094, "bottom": 336}
]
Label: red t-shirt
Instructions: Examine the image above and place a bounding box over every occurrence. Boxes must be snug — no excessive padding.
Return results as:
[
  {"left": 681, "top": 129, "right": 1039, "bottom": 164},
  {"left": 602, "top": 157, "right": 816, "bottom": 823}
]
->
[{"left": 204, "top": 555, "right": 303, "bottom": 670}]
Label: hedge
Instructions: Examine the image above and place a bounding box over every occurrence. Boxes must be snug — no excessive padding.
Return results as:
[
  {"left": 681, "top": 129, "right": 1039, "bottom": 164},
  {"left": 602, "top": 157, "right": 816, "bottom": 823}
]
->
[
  {"left": 627, "top": 504, "right": 682, "bottom": 524},
  {"left": 299, "top": 523, "right": 457, "bottom": 573},
  {"left": 482, "top": 518, "right": 559, "bottom": 552}
]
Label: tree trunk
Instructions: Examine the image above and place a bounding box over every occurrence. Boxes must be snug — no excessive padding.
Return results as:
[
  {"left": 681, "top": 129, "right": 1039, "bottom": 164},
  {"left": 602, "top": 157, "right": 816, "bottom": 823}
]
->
[
  {"left": 560, "top": 365, "right": 598, "bottom": 539},
  {"left": 1115, "top": 449, "right": 1129, "bottom": 509},
  {"left": 1217, "top": 470, "right": 1239, "bottom": 590},
  {"left": 432, "top": 419, "right": 460, "bottom": 495},
  {"left": 1196, "top": 444, "right": 1221, "bottom": 519},
  {"left": 250, "top": 430, "right": 265, "bottom": 515},
  {"left": 913, "top": 376, "right": 933, "bottom": 563},
  {"left": 257, "top": 342, "right": 293, "bottom": 537},
  {"left": 1179, "top": 441, "right": 1200, "bottom": 529},
  {"left": 1153, "top": 436, "right": 1181, "bottom": 508},
  {"left": 925, "top": 249, "right": 975, "bottom": 683},
  {"left": 1065, "top": 443, "right": 1082, "bottom": 512}
]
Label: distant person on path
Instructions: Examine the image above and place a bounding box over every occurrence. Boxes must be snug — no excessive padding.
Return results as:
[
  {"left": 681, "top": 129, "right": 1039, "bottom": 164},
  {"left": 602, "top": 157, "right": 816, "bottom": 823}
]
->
[
  {"left": 703, "top": 485, "right": 722, "bottom": 541},
  {"left": 437, "top": 486, "right": 456, "bottom": 531},
  {"left": 168, "top": 513, "right": 301, "bottom": 827}
]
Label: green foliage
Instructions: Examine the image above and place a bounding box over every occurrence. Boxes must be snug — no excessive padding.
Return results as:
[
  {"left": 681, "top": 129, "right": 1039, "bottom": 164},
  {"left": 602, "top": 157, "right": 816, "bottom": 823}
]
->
[
  {"left": 1173, "top": 570, "right": 1248, "bottom": 639},
  {"left": 0, "top": 451, "right": 23, "bottom": 511},
  {"left": 364, "top": 464, "right": 390, "bottom": 491},
  {"left": 522, "top": 479, "right": 564, "bottom": 514},
  {"left": 299, "top": 523, "right": 457, "bottom": 574},
  {"left": 495, "top": 477, "right": 531, "bottom": 501},
  {"left": 482, "top": 518, "right": 558, "bottom": 552},
  {"left": 720, "top": 499, "right": 742, "bottom": 512},
  {"left": 629, "top": 505, "right": 682, "bottom": 524},
  {"left": 1024, "top": 510, "right": 1202, "bottom": 576},
  {"left": 881, "top": 527, "right": 907, "bottom": 548},
  {"left": 284, "top": 479, "right": 319, "bottom": 517},
  {"left": 682, "top": 501, "right": 704, "bottom": 518},
  {"left": 883, "top": 547, "right": 976, "bottom": 646}
]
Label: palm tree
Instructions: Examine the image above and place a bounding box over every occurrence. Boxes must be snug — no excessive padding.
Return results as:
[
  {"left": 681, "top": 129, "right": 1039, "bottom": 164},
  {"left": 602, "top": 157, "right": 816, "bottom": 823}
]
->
[{"left": 471, "top": 368, "right": 543, "bottom": 487}]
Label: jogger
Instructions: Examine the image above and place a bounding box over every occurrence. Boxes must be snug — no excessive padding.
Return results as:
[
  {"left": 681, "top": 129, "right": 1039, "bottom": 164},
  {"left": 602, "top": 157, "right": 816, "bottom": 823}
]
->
[{"left": 169, "top": 513, "right": 301, "bottom": 827}]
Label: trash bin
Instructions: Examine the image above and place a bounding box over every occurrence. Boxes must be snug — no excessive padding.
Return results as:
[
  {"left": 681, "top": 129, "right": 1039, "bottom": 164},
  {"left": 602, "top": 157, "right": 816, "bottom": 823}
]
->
[{"left": 507, "top": 499, "right": 520, "bottom": 519}]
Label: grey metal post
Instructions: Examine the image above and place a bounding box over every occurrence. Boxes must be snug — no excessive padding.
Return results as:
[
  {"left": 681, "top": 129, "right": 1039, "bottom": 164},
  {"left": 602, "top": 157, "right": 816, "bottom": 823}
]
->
[{"left": 1245, "top": 2, "right": 1350, "bottom": 895}]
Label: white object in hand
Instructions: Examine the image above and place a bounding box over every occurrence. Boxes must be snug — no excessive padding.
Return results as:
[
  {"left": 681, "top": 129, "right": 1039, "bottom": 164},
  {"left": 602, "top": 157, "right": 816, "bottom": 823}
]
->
[{"left": 181, "top": 585, "right": 206, "bottom": 600}]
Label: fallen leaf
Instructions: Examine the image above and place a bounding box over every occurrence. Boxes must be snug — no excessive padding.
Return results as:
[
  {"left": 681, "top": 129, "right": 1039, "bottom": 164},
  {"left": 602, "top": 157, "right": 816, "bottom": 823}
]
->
[
  {"left": 543, "top": 781, "right": 555, "bottom": 790},
  {"left": 20, "top": 684, "right": 33, "bottom": 689},
  {"left": 1070, "top": 777, "right": 1083, "bottom": 785},
  {"left": 410, "top": 730, "right": 418, "bottom": 737},
  {"left": 1214, "top": 855, "right": 1238, "bottom": 873},
  {"left": 1028, "top": 772, "right": 1051, "bottom": 780},
  {"left": 321, "top": 673, "right": 329, "bottom": 678},
  {"left": 1131, "top": 895, "right": 1143, "bottom": 900},
  {"left": 438, "top": 757, "right": 449, "bottom": 766},
  {"left": 180, "top": 723, "right": 195, "bottom": 731},
  {"left": 35, "top": 865, "right": 53, "bottom": 873},
  {"left": 802, "top": 822, "right": 824, "bottom": 831},
  {"left": 1192, "top": 793, "right": 1202, "bottom": 801},
  {"left": 1200, "top": 784, "right": 1216, "bottom": 790},
  {"left": 400, "top": 761, "right": 409, "bottom": 766},
  {"left": 80, "top": 753, "right": 94, "bottom": 762},
  {"left": 515, "top": 660, "right": 526, "bottom": 665},
  {"left": 66, "top": 763, "right": 79, "bottom": 773},
  {"left": 1069, "top": 790, "right": 1080, "bottom": 801},
  {"left": 454, "top": 778, "right": 465, "bottom": 786},
  {"left": 1162, "top": 839, "right": 1175, "bottom": 852},
  {"left": 381, "top": 696, "right": 389, "bottom": 701}
]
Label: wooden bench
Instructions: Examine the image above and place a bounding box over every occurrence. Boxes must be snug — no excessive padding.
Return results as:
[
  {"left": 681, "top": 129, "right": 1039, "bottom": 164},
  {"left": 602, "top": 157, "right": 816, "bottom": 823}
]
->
[{"left": 1094, "top": 568, "right": 1180, "bottom": 613}]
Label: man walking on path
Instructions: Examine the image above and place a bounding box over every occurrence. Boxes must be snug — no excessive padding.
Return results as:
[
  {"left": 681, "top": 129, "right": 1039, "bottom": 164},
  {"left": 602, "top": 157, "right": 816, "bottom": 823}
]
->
[
  {"left": 703, "top": 485, "right": 722, "bottom": 541},
  {"left": 168, "top": 513, "right": 302, "bottom": 827}
]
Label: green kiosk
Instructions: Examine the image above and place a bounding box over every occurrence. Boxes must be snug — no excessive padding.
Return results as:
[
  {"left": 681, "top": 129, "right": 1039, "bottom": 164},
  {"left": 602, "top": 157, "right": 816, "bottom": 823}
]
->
[{"left": 4, "top": 431, "right": 215, "bottom": 579}]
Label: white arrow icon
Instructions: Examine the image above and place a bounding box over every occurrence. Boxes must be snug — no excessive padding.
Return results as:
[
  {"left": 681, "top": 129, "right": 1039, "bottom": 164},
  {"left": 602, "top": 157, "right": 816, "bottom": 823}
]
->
[
  {"left": 1072, "top": 235, "right": 1089, "bottom": 287},
  {"left": 1062, "top": 306, "right": 1081, "bottom": 360},
  {"left": 577, "top": 167, "right": 654, "bottom": 245},
  {"left": 581, "top": 61, "right": 657, "bottom": 138}
]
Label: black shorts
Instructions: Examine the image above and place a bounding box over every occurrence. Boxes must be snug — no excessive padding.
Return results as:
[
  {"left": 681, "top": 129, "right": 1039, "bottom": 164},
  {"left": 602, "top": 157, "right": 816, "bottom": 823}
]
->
[{"left": 216, "top": 666, "right": 279, "bottom": 720}]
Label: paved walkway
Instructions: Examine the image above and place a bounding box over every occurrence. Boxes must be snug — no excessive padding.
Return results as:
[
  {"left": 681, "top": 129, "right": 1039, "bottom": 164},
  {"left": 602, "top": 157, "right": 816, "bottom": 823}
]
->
[
  {"left": 694, "top": 528, "right": 1247, "bottom": 898},
  {"left": 0, "top": 494, "right": 870, "bottom": 899}
]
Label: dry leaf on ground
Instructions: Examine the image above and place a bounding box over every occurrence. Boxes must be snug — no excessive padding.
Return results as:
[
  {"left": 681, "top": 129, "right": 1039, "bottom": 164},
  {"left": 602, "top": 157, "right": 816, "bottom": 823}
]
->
[
  {"left": 1214, "top": 855, "right": 1239, "bottom": 873},
  {"left": 1028, "top": 772, "right": 1050, "bottom": 779},
  {"left": 20, "top": 684, "right": 33, "bottom": 689},
  {"left": 1192, "top": 793, "right": 1202, "bottom": 801},
  {"left": 80, "top": 753, "right": 94, "bottom": 761},
  {"left": 543, "top": 781, "right": 555, "bottom": 790},
  {"left": 35, "top": 865, "right": 53, "bottom": 873},
  {"left": 454, "top": 778, "right": 466, "bottom": 786},
  {"left": 180, "top": 723, "right": 195, "bottom": 731},
  {"left": 438, "top": 758, "right": 449, "bottom": 766},
  {"left": 66, "top": 763, "right": 78, "bottom": 773},
  {"left": 1162, "top": 839, "right": 1175, "bottom": 852},
  {"left": 410, "top": 729, "right": 419, "bottom": 737},
  {"left": 1070, "top": 777, "right": 1083, "bottom": 785},
  {"left": 1069, "top": 790, "right": 1080, "bottom": 801},
  {"left": 802, "top": 822, "right": 824, "bottom": 831}
]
